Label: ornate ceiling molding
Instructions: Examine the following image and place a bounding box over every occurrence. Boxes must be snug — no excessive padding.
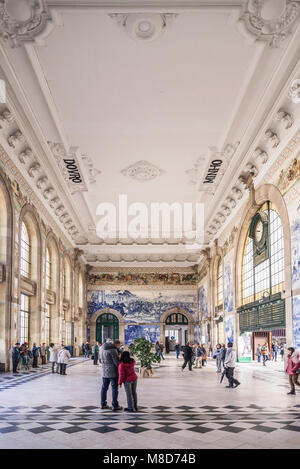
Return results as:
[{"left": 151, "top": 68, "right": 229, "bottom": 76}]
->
[
  {"left": 109, "top": 12, "right": 177, "bottom": 42},
  {"left": 239, "top": 0, "right": 300, "bottom": 47},
  {"left": 289, "top": 78, "right": 300, "bottom": 103},
  {"left": 121, "top": 160, "right": 163, "bottom": 182},
  {"left": 0, "top": 0, "right": 54, "bottom": 48},
  {"left": 0, "top": 104, "right": 80, "bottom": 239}
]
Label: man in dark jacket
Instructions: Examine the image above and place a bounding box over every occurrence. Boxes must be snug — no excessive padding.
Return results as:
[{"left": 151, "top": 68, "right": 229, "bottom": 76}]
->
[
  {"left": 100, "top": 340, "right": 122, "bottom": 411},
  {"left": 12, "top": 342, "right": 20, "bottom": 373},
  {"left": 182, "top": 342, "right": 193, "bottom": 371}
]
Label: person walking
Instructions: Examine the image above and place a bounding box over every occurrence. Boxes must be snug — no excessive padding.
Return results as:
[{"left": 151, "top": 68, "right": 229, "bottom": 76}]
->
[
  {"left": 261, "top": 342, "right": 269, "bottom": 366},
  {"left": 49, "top": 343, "right": 58, "bottom": 373},
  {"left": 280, "top": 344, "right": 285, "bottom": 361},
  {"left": 31, "top": 343, "right": 40, "bottom": 368},
  {"left": 155, "top": 341, "right": 165, "bottom": 361},
  {"left": 182, "top": 342, "right": 193, "bottom": 371},
  {"left": 194, "top": 343, "right": 203, "bottom": 369},
  {"left": 175, "top": 342, "right": 181, "bottom": 360},
  {"left": 12, "top": 342, "right": 20, "bottom": 374},
  {"left": 224, "top": 342, "right": 240, "bottom": 389},
  {"left": 21, "top": 343, "right": 30, "bottom": 370},
  {"left": 286, "top": 347, "right": 300, "bottom": 395},
  {"left": 100, "top": 339, "right": 122, "bottom": 411},
  {"left": 118, "top": 351, "right": 138, "bottom": 412},
  {"left": 255, "top": 344, "right": 262, "bottom": 363},
  {"left": 93, "top": 342, "right": 99, "bottom": 365},
  {"left": 40, "top": 343, "right": 47, "bottom": 365},
  {"left": 58, "top": 346, "right": 71, "bottom": 375},
  {"left": 213, "top": 343, "right": 223, "bottom": 373},
  {"left": 84, "top": 342, "right": 90, "bottom": 359}
]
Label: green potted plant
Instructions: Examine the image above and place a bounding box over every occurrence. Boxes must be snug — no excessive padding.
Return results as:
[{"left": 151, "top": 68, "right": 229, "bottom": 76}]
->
[{"left": 129, "top": 337, "right": 161, "bottom": 377}]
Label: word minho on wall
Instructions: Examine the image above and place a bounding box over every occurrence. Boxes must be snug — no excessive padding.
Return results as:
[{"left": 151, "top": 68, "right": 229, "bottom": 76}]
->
[{"left": 203, "top": 160, "right": 223, "bottom": 184}]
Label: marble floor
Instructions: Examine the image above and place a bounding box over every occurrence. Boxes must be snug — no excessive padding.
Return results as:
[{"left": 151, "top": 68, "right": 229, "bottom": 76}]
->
[{"left": 0, "top": 355, "right": 299, "bottom": 449}]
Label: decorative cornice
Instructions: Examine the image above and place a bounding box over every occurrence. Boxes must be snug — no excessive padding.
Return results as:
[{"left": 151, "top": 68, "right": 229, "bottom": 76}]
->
[
  {"left": 0, "top": 0, "right": 53, "bottom": 48},
  {"left": 88, "top": 270, "right": 198, "bottom": 286},
  {"left": 239, "top": 0, "right": 300, "bottom": 47},
  {"left": 289, "top": 78, "right": 300, "bottom": 103}
]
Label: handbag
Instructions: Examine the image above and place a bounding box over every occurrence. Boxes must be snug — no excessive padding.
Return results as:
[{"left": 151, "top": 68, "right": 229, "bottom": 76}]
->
[{"left": 213, "top": 354, "right": 217, "bottom": 359}]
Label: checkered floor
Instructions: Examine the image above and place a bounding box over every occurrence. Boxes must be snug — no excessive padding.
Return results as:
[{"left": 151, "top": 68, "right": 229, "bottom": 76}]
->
[
  {"left": 0, "top": 358, "right": 86, "bottom": 391},
  {"left": 0, "top": 404, "right": 299, "bottom": 437}
]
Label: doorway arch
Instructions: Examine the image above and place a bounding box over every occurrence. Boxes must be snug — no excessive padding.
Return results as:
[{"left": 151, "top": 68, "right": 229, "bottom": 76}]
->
[
  {"left": 88, "top": 307, "right": 125, "bottom": 346},
  {"left": 160, "top": 307, "right": 195, "bottom": 346},
  {"left": 96, "top": 312, "right": 119, "bottom": 343}
]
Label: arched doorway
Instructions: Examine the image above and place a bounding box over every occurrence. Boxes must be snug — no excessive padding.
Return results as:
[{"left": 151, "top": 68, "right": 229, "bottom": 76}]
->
[
  {"left": 96, "top": 312, "right": 119, "bottom": 343},
  {"left": 161, "top": 308, "right": 194, "bottom": 352}
]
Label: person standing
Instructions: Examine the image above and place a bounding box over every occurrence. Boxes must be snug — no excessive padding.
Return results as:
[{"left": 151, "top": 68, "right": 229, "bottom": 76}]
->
[
  {"left": 31, "top": 343, "right": 40, "bottom": 368},
  {"left": 286, "top": 347, "right": 300, "bottom": 395},
  {"left": 93, "top": 342, "right": 99, "bottom": 365},
  {"left": 194, "top": 343, "right": 203, "bottom": 369},
  {"left": 280, "top": 344, "right": 285, "bottom": 361},
  {"left": 224, "top": 342, "right": 240, "bottom": 389},
  {"left": 100, "top": 339, "right": 122, "bottom": 411},
  {"left": 256, "top": 344, "right": 262, "bottom": 363},
  {"left": 84, "top": 342, "right": 90, "bottom": 359},
  {"left": 200, "top": 344, "right": 207, "bottom": 367},
  {"left": 40, "top": 343, "right": 47, "bottom": 365},
  {"left": 182, "top": 342, "right": 193, "bottom": 371},
  {"left": 58, "top": 346, "right": 71, "bottom": 375},
  {"left": 221, "top": 344, "right": 227, "bottom": 368},
  {"left": 49, "top": 343, "right": 58, "bottom": 373},
  {"left": 213, "top": 344, "right": 223, "bottom": 373},
  {"left": 12, "top": 342, "right": 20, "bottom": 374},
  {"left": 261, "top": 342, "right": 269, "bottom": 366},
  {"left": 175, "top": 342, "right": 181, "bottom": 360},
  {"left": 118, "top": 351, "right": 138, "bottom": 412}
]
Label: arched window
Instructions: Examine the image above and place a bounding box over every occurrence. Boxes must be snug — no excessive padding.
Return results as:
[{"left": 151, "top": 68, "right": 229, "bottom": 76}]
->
[
  {"left": 46, "top": 247, "right": 51, "bottom": 290},
  {"left": 20, "top": 222, "right": 31, "bottom": 278},
  {"left": 242, "top": 202, "right": 285, "bottom": 305},
  {"left": 217, "top": 259, "right": 223, "bottom": 306},
  {"left": 63, "top": 257, "right": 71, "bottom": 300}
]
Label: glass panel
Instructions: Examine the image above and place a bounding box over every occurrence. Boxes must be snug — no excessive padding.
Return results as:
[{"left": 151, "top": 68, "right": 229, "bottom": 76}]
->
[
  {"left": 20, "top": 222, "right": 31, "bottom": 278},
  {"left": 20, "top": 294, "right": 29, "bottom": 344}
]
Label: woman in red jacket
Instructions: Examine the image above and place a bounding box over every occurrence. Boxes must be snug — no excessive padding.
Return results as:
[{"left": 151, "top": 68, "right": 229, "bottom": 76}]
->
[
  {"left": 286, "top": 347, "right": 300, "bottom": 395},
  {"left": 118, "top": 351, "right": 138, "bottom": 412}
]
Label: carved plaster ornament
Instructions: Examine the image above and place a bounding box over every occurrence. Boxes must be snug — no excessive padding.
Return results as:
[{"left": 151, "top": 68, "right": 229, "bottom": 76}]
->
[
  {"left": 0, "top": 108, "right": 13, "bottom": 127},
  {"left": 81, "top": 156, "right": 101, "bottom": 184},
  {"left": 121, "top": 160, "right": 163, "bottom": 182},
  {"left": 231, "top": 186, "right": 243, "bottom": 200},
  {"left": 18, "top": 147, "right": 32, "bottom": 164},
  {"left": 64, "top": 219, "right": 72, "bottom": 228},
  {"left": 264, "top": 129, "right": 280, "bottom": 147},
  {"left": 275, "top": 108, "right": 294, "bottom": 128},
  {"left": 36, "top": 176, "right": 47, "bottom": 189},
  {"left": 217, "top": 212, "right": 226, "bottom": 223},
  {"left": 0, "top": 0, "right": 53, "bottom": 48},
  {"left": 288, "top": 78, "right": 300, "bottom": 103},
  {"left": 253, "top": 147, "right": 268, "bottom": 164},
  {"left": 28, "top": 162, "right": 40, "bottom": 177},
  {"left": 109, "top": 12, "right": 177, "bottom": 42},
  {"left": 49, "top": 196, "right": 59, "bottom": 208},
  {"left": 59, "top": 213, "right": 69, "bottom": 223},
  {"left": 222, "top": 205, "right": 231, "bottom": 216},
  {"left": 185, "top": 157, "right": 206, "bottom": 186},
  {"left": 240, "top": 0, "right": 300, "bottom": 47},
  {"left": 55, "top": 205, "right": 64, "bottom": 216},
  {"left": 226, "top": 197, "right": 236, "bottom": 209},
  {"left": 7, "top": 130, "right": 24, "bottom": 147},
  {"left": 43, "top": 187, "right": 54, "bottom": 199}
]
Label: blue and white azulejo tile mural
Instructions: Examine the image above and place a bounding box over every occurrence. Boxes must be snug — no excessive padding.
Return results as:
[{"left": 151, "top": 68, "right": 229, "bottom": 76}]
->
[
  {"left": 225, "top": 315, "right": 234, "bottom": 345},
  {"left": 224, "top": 261, "right": 233, "bottom": 314},
  {"left": 292, "top": 295, "right": 300, "bottom": 348},
  {"left": 125, "top": 325, "right": 160, "bottom": 344},
  {"left": 198, "top": 286, "right": 208, "bottom": 320},
  {"left": 87, "top": 289, "right": 197, "bottom": 323}
]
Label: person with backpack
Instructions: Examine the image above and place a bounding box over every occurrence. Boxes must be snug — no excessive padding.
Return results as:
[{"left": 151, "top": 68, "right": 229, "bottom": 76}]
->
[
  {"left": 261, "top": 342, "right": 269, "bottom": 366},
  {"left": 182, "top": 342, "right": 193, "bottom": 371},
  {"left": 286, "top": 347, "right": 300, "bottom": 395},
  {"left": 118, "top": 351, "right": 138, "bottom": 412},
  {"left": 200, "top": 344, "right": 207, "bottom": 367},
  {"left": 100, "top": 339, "right": 122, "bottom": 411},
  {"left": 31, "top": 343, "right": 40, "bottom": 368}
]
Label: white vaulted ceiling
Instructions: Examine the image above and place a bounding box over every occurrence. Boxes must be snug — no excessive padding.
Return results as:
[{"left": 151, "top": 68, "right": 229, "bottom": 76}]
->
[{"left": 0, "top": 0, "right": 300, "bottom": 267}]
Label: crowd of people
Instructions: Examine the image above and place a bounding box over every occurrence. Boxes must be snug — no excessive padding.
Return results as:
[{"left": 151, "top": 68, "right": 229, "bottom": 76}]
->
[
  {"left": 255, "top": 341, "right": 285, "bottom": 365},
  {"left": 11, "top": 342, "right": 71, "bottom": 375}
]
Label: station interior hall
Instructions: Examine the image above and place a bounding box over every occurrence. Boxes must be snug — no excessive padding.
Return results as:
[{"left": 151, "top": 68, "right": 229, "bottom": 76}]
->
[{"left": 0, "top": 0, "right": 300, "bottom": 450}]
